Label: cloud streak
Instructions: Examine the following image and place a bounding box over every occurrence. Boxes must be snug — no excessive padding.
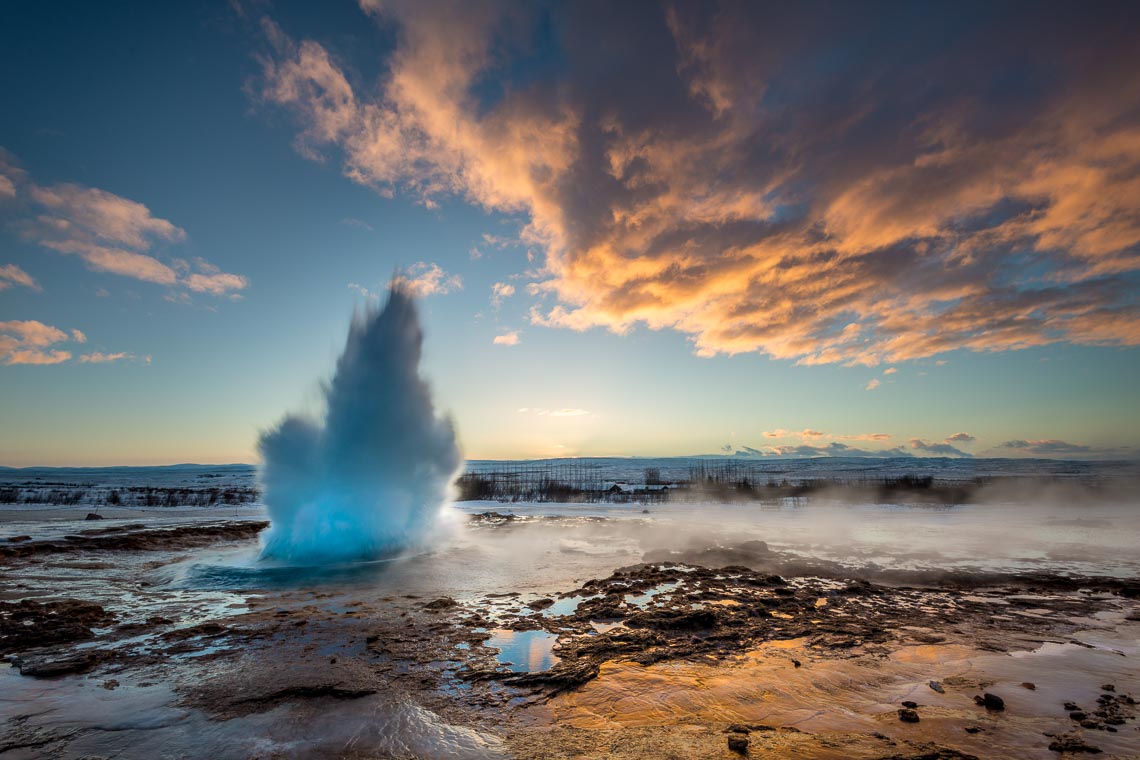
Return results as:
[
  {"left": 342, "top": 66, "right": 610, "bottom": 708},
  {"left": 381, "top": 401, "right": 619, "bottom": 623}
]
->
[
  {"left": 256, "top": 2, "right": 1140, "bottom": 365},
  {"left": 0, "top": 150, "right": 248, "bottom": 297},
  {"left": 390, "top": 262, "right": 461, "bottom": 297},
  {"left": 995, "top": 439, "right": 1134, "bottom": 460},
  {"left": 0, "top": 264, "right": 40, "bottom": 292},
  {"left": 0, "top": 320, "right": 135, "bottom": 366}
]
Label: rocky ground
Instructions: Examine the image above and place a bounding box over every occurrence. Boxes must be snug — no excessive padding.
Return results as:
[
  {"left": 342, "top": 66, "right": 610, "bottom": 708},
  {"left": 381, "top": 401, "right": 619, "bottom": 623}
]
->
[{"left": 1, "top": 511, "right": 1138, "bottom": 758}]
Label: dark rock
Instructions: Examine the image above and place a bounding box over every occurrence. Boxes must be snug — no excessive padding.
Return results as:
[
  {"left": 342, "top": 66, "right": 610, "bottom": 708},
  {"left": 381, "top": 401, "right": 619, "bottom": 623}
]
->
[
  {"left": 901, "top": 700, "right": 918, "bottom": 709},
  {"left": 0, "top": 598, "right": 114, "bottom": 655},
  {"left": 727, "top": 734, "right": 749, "bottom": 753},
  {"left": 1064, "top": 702, "right": 1082, "bottom": 711},
  {"left": 898, "top": 708, "right": 920, "bottom": 723},
  {"left": 1079, "top": 720, "right": 1099, "bottom": 729},
  {"left": 1070, "top": 711, "right": 1087, "bottom": 721},
  {"left": 792, "top": 659, "right": 802, "bottom": 668},
  {"left": 1100, "top": 683, "right": 1114, "bottom": 692},
  {"left": 529, "top": 598, "right": 555, "bottom": 610},
  {"left": 974, "top": 693, "right": 1004, "bottom": 711},
  {"left": 736, "top": 540, "right": 770, "bottom": 554},
  {"left": 85, "top": 513, "right": 104, "bottom": 520},
  {"left": 1047, "top": 733, "right": 1102, "bottom": 754},
  {"left": 624, "top": 608, "right": 716, "bottom": 631},
  {"left": 964, "top": 726, "right": 982, "bottom": 734},
  {"left": 876, "top": 748, "right": 979, "bottom": 760},
  {"left": 424, "top": 597, "right": 458, "bottom": 611},
  {"left": 928, "top": 680, "right": 945, "bottom": 694},
  {"left": 6, "top": 535, "right": 31, "bottom": 543},
  {"left": 12, "top": 649, "right": 102, "bottom": 677},
  {"left": 1021, "top": 682, "right": 1036, "bottom": 690},
  {"left": 501, "top": 659, "right": 601, "bottom": 696}
]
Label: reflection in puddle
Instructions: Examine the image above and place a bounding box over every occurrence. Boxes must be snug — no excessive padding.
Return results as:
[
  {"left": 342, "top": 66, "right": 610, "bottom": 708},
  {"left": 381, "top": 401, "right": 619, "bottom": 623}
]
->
[
  {"left": 486, "top": 629, "right": 560, "bottom": 673},
  {"left": 535, "top": 594, "right": 598, "bottom": 616},
  {"left": 624, "top": 581, "right": 680, "bottom": 608}
]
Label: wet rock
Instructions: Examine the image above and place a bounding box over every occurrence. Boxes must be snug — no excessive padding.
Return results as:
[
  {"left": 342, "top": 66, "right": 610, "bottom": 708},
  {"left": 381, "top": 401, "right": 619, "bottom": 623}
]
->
[
  {"left": 1064, "top": 702, "right": 1082, "bottom": 711},
  {"left": 624, "top": 608, "right": 716, "bottom": 631},
  {"left": 0, "top": 521, "right": 267, "bottom": 559},
  {"left": 928, "top": 680, "right": 945, "bottom": 694},
  {"left": 12, "top": 649, "right": 102, "bottom": 677},
  {"left": 727, "top": 734, "right": 749, "bottom": 753},
  {"left": 529, "top": 598, "right": 555, "bottom": 610},
  {"left": 1079, "top": 719, "right": 1099, "bottom": 729},
  {"left": 1100, "top": 683, "right": 1114, "bottom": 692},
  {"left": 901, "top": 700, "right": 918, "bottom": 709},
  {"left": 898, "top": 708, "right": 920, "bottom": 723},
  {"left": 974, "top": 693, "right": 1004, "bottom": 711},
  {"left": 84, "top": 513, "right": 104, "bottom": 520},
  {"left": 501, "top": 659, "right": 601, "bottom": 695},
  {"left": 1070, "top": 711, "right": 1087, "bottom": 721},
  {"left": 1020, "top": 682, "right": 1036, "bottom": 690},
  {"left": 875, "top": 746, "right": 980, "bottom": 760},
  {"left": 424, "top": 597, "right": 458, "bottom": 611},
  {"left": 1047, "top": 733, "right": 1102, "bottom": 754},
  {"left": 964, "top": 727, "right": 982, "bottom": 734},
  {"left": 7, "top": 535, "right": 31, "bottom": 543},
  {"left": 0, "top": 599, "right": 114, "bottom": 655}
]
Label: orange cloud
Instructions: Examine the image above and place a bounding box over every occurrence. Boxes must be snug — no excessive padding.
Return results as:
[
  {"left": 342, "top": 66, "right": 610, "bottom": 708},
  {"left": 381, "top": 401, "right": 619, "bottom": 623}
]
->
[
  {"left": 0, "top": 320, "right": 137, "bottom": 367},
  {"left": 390, "top": 262, "right": 462, "bottom": 297},
  {"left": 257, "top": 5, "right": 1140, "bottom": 365},
  {"left": 493, "top": 330, "right": 520, "bottom": 346},
  {"left": 1, "top": 152, "right": 248, "bottom": 297},
  {"left": 0, "top": 263, "right": 40, "bottom": 292}
]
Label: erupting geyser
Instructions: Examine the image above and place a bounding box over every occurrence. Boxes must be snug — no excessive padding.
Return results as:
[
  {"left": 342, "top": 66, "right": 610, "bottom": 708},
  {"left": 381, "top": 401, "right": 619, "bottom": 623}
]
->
[{"left": 257, "top": 285, "right": 461, "bottom": 564}]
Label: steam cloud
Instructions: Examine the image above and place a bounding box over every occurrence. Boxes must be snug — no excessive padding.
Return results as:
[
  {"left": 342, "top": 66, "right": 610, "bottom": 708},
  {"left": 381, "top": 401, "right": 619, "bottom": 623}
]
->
[{"left": 258, "top": 286, "right": 461, "bottom": 563}]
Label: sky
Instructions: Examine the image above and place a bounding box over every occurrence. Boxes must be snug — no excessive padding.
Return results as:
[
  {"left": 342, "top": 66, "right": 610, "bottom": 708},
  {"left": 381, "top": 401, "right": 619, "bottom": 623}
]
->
[{"left": 1, "top": 0, "right": 1139, "bottom": 466}]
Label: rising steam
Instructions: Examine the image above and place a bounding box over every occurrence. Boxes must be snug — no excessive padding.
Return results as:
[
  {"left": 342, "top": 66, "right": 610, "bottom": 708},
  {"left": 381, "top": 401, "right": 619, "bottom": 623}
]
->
[{"left": 258, "top": 286, "right": 461, "bottom": 564}]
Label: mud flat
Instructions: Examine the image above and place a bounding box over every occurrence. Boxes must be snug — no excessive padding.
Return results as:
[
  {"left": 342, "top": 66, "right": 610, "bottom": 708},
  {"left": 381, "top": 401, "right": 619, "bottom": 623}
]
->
[{"left": 1, "top": 505, "right": 1138, "bottom": 759}]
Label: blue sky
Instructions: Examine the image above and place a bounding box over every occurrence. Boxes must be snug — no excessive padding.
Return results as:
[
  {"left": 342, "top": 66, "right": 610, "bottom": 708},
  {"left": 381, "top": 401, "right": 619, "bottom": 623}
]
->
[{"left": 1, "top": 1, "right": 1138, "bottom": 465}]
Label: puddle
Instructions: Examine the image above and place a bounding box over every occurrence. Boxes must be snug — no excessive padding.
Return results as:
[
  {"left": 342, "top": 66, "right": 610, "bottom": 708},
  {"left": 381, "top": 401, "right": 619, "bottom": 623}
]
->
[
  {"left": 624, "top": 581, "right": 680, "bottom": 608},
  {"left": 485, "top": 629, "right": 560, "bottom": 673},
  {"left": 535, "top": 595, "right": 598, "bottom": 616}
]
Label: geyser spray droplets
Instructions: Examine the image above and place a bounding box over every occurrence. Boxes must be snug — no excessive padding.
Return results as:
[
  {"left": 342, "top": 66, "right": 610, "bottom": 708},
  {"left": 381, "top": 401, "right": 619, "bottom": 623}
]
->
[{"left": 258, "top": 286, "right": 461, "bottom": 563}]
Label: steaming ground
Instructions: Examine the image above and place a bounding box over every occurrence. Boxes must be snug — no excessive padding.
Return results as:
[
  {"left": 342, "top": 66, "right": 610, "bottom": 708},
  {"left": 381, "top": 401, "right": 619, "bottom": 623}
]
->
[{"left": 3, "top": 481, "right": 1140, "bottom": 759}]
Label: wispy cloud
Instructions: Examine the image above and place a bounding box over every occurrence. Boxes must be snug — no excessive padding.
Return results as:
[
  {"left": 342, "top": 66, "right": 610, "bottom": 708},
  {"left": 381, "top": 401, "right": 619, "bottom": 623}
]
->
[
  {"left": 0, "top": 320, "right": 136, "bottom": 366},
  {"left": 865, "top": 378, "right": 881, "bottom": 391},
  {"left": 390, "top": 262, "right": 461, "bottom": 297},
  {"left": 0, "top": 150, "right": 247, "bottom": 298},
  {"left": 256, "top": 5, "right": 1140, "bottom": 365},
  {"left": 79, "top": 351, "right": 134, "bottom": 364},
  {"left": 946, "top": 432, "right": 976, "bottom": 443},
  {"left": 0, "top": 320, "right": 74, "bottom": 365},
  {"left": 0, "top": 264, "right": 40, "bottom": 292},
  {"left": 517, "top": 407, "right": 592, "bottom": 417},
  {"left": 348, "top": 282, "right": 376, "bottom": 300},
  {"left": 341, "top": 217, "right": 373, "bottom": 231},
  {"left": 995, "top": 439, "right": 1133, "bottom": 459},
  {"left": 909, "top": 438, "right": 972, "bottom": 458},
  {"left": 735, "top": 442, "right": 911, "bottom": 459},
  {"left": 490, "top": 282, "right": 515, "bottom": 308},
  {"left": 493, "top": 329, "right": 519, "bottom": 346},
  {"left": 763, "top": 428, "right": 891, "bottom": 442}
]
